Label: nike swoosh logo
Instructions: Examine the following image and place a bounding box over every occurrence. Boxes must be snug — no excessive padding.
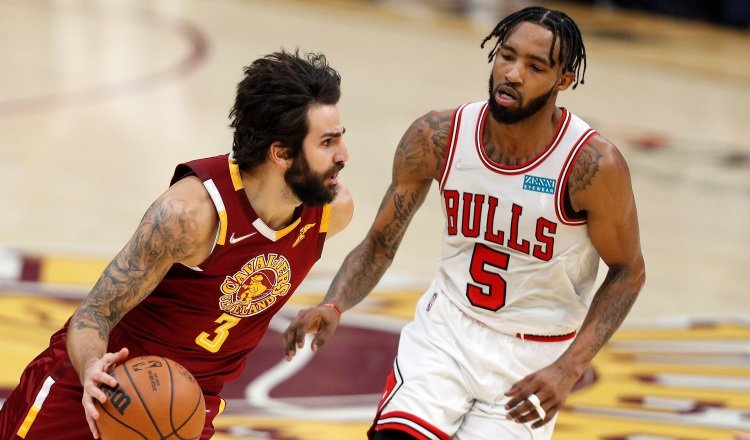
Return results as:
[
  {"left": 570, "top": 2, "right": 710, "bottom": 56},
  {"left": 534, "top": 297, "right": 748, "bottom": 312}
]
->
[{"left": 228, "top": 231, "right": 256, "bottom": 244}]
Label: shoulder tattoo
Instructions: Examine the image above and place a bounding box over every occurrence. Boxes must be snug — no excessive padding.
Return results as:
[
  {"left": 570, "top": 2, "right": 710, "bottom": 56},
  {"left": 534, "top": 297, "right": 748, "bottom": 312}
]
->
[
  {"left": 427, "top": 112, "right": 451, "bottom": 175},
  {"left": 394, "top": 111, "right": 451, "bottom": 178},
  {"left": 569, "top": 144, "right": 602, "bottom": 195}
]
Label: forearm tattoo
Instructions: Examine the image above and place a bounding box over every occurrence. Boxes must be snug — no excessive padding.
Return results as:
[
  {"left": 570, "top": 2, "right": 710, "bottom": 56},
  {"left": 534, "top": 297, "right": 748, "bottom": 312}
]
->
[
  {"left": 378, "top": 188, "right": 423, "bottom": 260},
  {"left": 328, "top": 239, "right": 386, "bottom": 306},
  {"left": 585, "top": 266, "right": 639, "bottom": 356},
  {"left": 326, "top": 111, "right": 452, "bottom": 308}
]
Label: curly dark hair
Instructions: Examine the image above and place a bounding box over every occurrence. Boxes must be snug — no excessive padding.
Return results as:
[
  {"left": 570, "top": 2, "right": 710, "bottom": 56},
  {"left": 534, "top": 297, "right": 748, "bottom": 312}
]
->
[
  {"left": 229, "top": 49, "right": 342, "bottom": 170},
  {"left": 481, "top": 6, "right": 587, "bottom": 89}
]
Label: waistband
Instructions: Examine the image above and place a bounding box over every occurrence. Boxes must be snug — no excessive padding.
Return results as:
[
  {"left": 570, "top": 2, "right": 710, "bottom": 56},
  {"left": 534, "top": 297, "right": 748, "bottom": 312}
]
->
[
  {"left": 515, "top": 331, "right": 577, "bottom": 342},
  {"left": 425, "top": 290, "right": 576, "bottom": 342},
  {"left": 433, "top": 290, "right": 578, "bottom": 343}
]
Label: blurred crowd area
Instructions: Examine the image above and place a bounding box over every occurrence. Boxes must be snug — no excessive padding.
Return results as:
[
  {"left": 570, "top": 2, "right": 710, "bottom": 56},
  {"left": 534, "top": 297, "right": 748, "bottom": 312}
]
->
[
  {"left": 371, "top": 0, "right": 750, "bottom": 28},
  {"left": 570, "top": 0, "right": 750, "bottom": 28}
]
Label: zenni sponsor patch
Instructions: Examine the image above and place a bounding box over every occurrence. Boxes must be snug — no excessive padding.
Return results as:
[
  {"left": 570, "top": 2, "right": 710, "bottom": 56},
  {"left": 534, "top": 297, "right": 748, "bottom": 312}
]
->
[{"left": 522, "top": 175, "right": 556, "bottom": 194}]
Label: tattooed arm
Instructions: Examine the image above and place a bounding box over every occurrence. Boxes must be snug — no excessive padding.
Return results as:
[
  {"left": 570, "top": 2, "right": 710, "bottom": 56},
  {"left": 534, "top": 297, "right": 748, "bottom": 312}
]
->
[
  {"left": 283, "top": 109, "right": 452, "bottom": 358},
  {"left": 67, "top": 175, "right": 217, "bottom": 437},
  {"left": 562, "top": 135, "right": 646, "bottom": 367},
  {"left": 505, "top": 134, "right": 646, "bottom": 428}
]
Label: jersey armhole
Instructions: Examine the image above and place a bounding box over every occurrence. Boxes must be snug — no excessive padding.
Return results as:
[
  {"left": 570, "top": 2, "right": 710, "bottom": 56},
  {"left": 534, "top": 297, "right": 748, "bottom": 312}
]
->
[
  {"left": 170, "top": 165, "right": 196, "bottom": 186},
  {"left": 562, "top": 185, "right": 586, "bottom": 221},
  {"left": 555, "top": 129, "right": 596, "bottom": 225},
  {"left": 202, "top": 179, "right": 228, "bottom": 246}
]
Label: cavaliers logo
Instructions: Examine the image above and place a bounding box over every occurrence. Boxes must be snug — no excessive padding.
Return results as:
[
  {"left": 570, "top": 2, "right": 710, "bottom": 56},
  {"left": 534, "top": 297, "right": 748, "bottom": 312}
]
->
[{"left": 218, "top": 253, "right": 291, "bottom": 317}]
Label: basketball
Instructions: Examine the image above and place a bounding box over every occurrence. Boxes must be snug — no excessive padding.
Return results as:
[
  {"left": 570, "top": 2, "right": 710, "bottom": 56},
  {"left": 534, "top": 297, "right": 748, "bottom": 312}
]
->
[{"left": 95, "top": 355, "right": 206, "bottom": 440}]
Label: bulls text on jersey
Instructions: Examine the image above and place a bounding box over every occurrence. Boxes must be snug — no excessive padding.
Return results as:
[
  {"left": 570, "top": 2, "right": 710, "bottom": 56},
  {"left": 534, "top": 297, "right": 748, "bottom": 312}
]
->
[{"left": 443, "top": 190, "right": 556, "bottom": 262}]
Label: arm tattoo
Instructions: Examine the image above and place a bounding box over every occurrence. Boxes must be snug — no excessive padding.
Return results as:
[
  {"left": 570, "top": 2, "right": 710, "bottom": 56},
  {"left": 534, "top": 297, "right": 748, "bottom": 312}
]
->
[
  {"left": 328, "top": 239, "right": 385, "bottom": 306},
  {"left": 584, "top": 266, "right": 639, "bottom": 357},
  {"left": 398, "top": 125, "right": 431, "bottom": 175},
  {"left": 382, "top": 110, "right": 451, "bottom": 257},
  {"left": 427, "top": 112, "right": 450, "bottom": 176},
  {"left": 378, "top": 188, "right": 423, "bottom": 260},
  {"left": 329, "top": 180, "right": 426, "bottom": 305},
  {"left": 325, "top": 111, "right": 451, "bottom": 308},
  {"left": 568, "top": 145, "right": 602, "bottom": 195},
  {"left": 393, "top": 111, "right": 450, "bottom": 177},
  {"left": 71, "top": 198, "right": 199, "bottom": 341}
]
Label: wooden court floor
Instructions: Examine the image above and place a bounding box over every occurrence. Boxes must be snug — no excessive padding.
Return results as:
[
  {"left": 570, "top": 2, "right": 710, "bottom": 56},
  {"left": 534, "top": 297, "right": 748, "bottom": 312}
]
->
[{"left": 0, "top": 0, "right": 748, "bottom": 438}]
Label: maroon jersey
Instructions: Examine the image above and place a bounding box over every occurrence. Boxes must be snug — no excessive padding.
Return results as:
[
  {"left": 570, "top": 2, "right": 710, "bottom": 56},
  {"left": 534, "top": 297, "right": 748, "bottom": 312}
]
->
[
  {"left": 110, "top": 153, "right": 331, "bottom": 395},
  {"left": 0, "top": 154, "right": 332, "bottom": 439}
]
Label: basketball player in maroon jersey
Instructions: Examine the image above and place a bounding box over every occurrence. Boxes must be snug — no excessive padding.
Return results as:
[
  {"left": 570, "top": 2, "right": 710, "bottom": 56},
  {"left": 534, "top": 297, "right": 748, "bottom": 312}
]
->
[
  {"left": 0, "top": 50, "right": 352, "bottom": 439},
  {"left": 284, "top": 7, "right": 645, "bottom": 440}
]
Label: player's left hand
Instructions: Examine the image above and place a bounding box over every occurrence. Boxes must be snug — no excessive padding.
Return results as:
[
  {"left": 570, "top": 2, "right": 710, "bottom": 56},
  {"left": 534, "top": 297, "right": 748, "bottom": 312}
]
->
[
  {"left": 504, "top": 360, "right": 582, "bottom": 428},
  {"left": 282, "top": 304, "right": 341, "bottom": 361}
]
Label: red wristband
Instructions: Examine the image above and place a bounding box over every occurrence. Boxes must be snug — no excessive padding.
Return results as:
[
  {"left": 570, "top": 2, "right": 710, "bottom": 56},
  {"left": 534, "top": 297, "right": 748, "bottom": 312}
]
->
[{"left": 320, "top": 303, "right": 342, "bottom": 317}]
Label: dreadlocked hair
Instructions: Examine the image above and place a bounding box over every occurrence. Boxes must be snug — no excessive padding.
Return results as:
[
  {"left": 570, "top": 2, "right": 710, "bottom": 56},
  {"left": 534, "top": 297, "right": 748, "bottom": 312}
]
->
[{"left": 481, "top": 6, "right": 587, "bottom": 89}]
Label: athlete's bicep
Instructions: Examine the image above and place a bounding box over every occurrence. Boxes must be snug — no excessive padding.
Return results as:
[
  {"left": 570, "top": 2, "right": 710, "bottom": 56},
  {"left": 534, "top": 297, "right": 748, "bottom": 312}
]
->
[
  {"left": 570, "top": 137, "right": 643, "bottom": 270},
  {"left": 365, "top": 110, "right": 452, "bottom": 258},
  {"left": 71, "top": 177, "right": 216, "bottom": 334},
  {"left": 565, "top": 137, "right": 645, "bottom": 361}
]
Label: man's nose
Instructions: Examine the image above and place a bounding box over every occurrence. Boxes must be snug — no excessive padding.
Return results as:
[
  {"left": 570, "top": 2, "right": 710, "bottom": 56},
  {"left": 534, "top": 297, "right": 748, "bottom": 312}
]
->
[
  {"left": 336, "top": 142, "right": 349, "bottom": 163},
  {"left": 505, "top": 64, "right": 523, "bottom": 84}
]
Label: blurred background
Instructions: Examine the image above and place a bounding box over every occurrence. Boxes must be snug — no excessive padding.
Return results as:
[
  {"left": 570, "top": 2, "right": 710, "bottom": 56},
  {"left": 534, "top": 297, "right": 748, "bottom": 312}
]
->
[{"left": 0, "top": 0, "right": 748, "bottom": 438}]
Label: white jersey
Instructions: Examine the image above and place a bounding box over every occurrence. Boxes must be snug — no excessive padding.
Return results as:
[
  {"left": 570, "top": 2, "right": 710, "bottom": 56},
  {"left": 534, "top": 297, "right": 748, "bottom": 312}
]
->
[{"left": 432, "top": 101, "right": 600, "bottom": 337}]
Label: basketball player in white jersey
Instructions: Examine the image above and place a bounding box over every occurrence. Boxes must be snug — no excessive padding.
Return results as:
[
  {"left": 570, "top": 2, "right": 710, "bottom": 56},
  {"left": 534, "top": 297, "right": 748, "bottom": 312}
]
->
[{"left": 284, "top": 6, "right": 645, "bottom": 439}]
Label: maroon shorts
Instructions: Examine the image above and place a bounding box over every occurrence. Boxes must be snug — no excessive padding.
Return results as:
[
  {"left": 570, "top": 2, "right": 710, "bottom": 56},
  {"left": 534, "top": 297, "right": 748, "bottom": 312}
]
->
[{"left": 0, "top": 333, "right": 222, "bottom": 439}]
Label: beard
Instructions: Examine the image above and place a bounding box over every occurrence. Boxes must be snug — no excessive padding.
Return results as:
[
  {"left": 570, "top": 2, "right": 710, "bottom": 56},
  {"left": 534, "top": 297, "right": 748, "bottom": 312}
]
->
[
  {"left": 487, "top": 74, "right": 556, "bottom": 124},
  {"left": 284, "top": 152, "right": 343, "bottom": 206}
]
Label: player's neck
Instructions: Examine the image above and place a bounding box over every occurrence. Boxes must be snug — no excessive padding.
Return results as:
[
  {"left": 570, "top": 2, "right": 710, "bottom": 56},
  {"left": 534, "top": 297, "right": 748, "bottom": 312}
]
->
[
  {"left": 240, "top": 166, "right": 300, "bottom": 230},
  {"left": 484, "top": 106, "right": 562, "bottom": 164}
]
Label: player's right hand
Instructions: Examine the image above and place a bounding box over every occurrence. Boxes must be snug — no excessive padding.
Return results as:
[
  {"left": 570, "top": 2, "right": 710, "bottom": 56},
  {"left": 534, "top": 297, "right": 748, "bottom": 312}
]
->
[
  {"left": 80, "top": 347, "right": 129, "bottom": 439},
  {"left": 282, "top": 304, "right": 341, "bottom": 361}
]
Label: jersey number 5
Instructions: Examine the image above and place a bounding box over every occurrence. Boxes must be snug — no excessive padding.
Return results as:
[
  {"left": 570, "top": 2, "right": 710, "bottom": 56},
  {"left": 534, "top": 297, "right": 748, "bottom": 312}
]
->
[
  {"left": 467, "top": 243, "right": 509, "bottom": 311},
  {"left": 196, "top": 313, "right": 241, "bottom": 353}
]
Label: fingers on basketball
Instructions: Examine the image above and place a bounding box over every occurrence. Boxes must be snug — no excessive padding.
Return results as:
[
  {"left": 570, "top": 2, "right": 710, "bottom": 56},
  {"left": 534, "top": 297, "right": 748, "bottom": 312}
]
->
[{"left": 95, "top": 355, "right": 206, "bottom": 440}]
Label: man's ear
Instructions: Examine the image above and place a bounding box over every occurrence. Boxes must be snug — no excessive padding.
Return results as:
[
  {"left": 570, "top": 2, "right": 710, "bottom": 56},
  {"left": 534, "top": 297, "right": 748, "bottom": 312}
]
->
[
  {"left": 269, "top": 142, "right": 292, "bottom": 166},
  {"left": 557, "top": 71, "right": 575, "bottom": 91}
]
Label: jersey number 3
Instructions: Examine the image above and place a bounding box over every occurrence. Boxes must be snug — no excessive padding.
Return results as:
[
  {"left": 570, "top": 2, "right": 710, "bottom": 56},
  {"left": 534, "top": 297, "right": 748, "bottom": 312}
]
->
[
  {"left": 196, "top": 313, "right": 240, "bottom": 353},
  {"left": 467, "top": 243, "right": 509, "bottom": 311}
]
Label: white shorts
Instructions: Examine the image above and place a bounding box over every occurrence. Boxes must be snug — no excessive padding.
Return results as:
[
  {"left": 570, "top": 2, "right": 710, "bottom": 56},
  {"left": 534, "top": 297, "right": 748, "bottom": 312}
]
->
[{"left": 369, "top": 291, "right": 574, "bottom": 440}]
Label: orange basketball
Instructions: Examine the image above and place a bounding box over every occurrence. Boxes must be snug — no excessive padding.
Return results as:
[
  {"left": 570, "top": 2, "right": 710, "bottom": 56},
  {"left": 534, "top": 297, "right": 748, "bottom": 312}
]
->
[{"left": 95, "top": 355, "right": 206, "bottom": 440}]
